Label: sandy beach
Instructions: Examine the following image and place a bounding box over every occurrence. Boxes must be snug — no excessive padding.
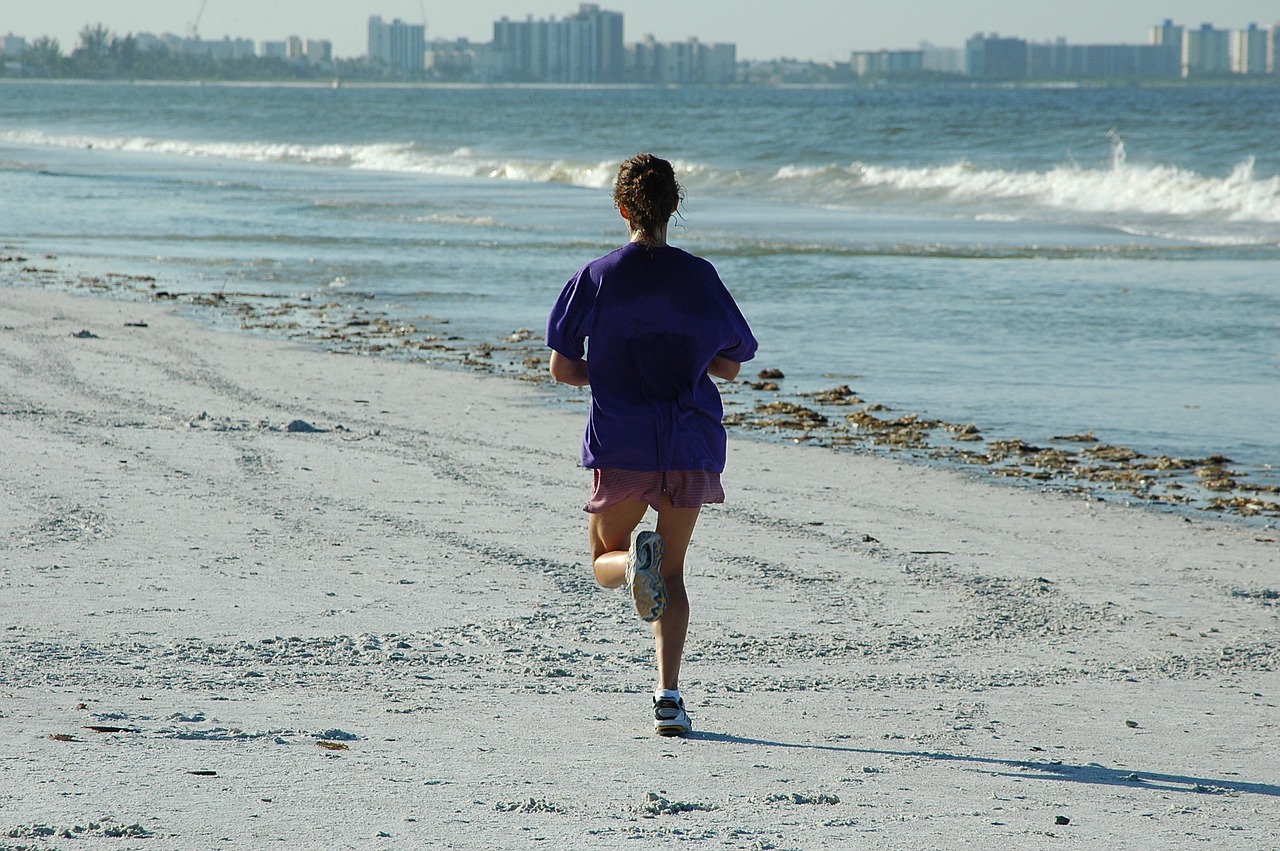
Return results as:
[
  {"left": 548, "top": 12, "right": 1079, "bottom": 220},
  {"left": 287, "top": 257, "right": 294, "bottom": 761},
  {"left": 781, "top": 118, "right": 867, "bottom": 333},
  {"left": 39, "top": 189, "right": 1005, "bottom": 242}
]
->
[{"left": 1, "top": 283, "right": 1277, "bottom": 850}]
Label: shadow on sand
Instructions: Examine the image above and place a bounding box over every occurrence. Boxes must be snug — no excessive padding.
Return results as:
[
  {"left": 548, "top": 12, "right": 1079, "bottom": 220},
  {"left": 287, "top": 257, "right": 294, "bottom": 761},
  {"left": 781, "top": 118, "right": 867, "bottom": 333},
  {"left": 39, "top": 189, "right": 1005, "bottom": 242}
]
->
[{"left": 689, "top": 731, "right": 1279, "bottom": 798}]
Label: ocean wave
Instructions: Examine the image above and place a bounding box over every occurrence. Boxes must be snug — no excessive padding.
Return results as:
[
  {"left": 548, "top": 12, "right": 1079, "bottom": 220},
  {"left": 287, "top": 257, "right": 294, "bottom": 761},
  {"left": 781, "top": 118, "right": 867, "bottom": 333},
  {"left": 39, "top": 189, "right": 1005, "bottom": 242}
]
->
[
  {"left": 7, "top": 128, "right": 1280, "bottom": 229},
  {"left": 2, "top": 128, "right": 622, "bottom": 189},
  {"left": 773, "top": 152, "right": 1280, "bottom": 225},
  {"left": 2, "top": 128, "right": 369, "bottom": 166}
]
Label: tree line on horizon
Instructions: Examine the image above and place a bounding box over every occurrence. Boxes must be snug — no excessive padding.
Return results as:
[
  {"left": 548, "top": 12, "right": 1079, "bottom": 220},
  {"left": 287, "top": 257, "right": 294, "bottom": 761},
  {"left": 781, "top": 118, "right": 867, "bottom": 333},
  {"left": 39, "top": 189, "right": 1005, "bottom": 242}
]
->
[{"left": 4, "top": 24, "right": 382, "bottom": 82}]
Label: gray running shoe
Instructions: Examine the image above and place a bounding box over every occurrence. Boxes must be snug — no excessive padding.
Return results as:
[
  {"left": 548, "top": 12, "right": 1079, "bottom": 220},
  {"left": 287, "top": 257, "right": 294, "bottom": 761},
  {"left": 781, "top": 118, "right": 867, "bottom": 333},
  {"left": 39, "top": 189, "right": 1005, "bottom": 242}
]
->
[
  {"left": 654, "top": 695, "right": 692, "bottom": 737},
  {"left": 625, "top": 530, "right": 666, "bottom": 622}
]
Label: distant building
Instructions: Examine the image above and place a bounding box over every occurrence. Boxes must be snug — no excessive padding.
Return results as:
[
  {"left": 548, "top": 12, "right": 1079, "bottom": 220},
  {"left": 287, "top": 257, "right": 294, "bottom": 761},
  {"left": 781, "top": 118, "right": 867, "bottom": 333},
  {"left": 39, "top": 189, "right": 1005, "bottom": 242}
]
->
[
  {"left": 1231, "top": 24, "right": 1268, "bottom": 74},
  {"left": 132, "top": 33, "right": 167, "bottom": 53},
  {"left": 629, "top": 35, "right": 735, "bottom": 84},
  {"left": 1271, "top": 23, "right": 1280, "bottom": 74},
  {"left": 851, "top": 49, "right": 924, "bottom": 77},
  {"left": 920, "top": 42, "right": 963, "bottom": 74},
  {"left": 1149, "top": 19, "right": 1184, "bottom": 49},
  {"left": 494, "top": 4, "right": 624, "bottom": 83},
  {"left": 286, "top": 36, "right": 304, "bottom": 61},
  {"left": 425, "top": 38, "right": 506, "bottom": 82},
  {"left": 1182, "top": 23, "right": 1231, "bottom": 77},
  {"left": 305, "top": 39, "right": 332, "bottom": 65},
  {"left": 1028, "top": 38, "right": 1179, "bottom": 79},
  {"left": 2, "top": 33, "right": 26, "bottom": 56},
  {"left": 261, "top": 40, "right": 287, "bottom": 59},
  {"left": 566, "top": 3, "right": 624, "bottom": 82},
  {"left": 965, "top": 33, "right": 1028, "bottom": 78},
  {"left": 1148, "top": 19, "right": 1184, "bottom": 76},
  {"left": 161, "top": 35, "right": 255, "bottom": 59},
  {"left": 698, "top": 41, "right": 737, "bottom": 83},
  {"left": 368, "top": 16, "right": 425, "bottom": 76}
]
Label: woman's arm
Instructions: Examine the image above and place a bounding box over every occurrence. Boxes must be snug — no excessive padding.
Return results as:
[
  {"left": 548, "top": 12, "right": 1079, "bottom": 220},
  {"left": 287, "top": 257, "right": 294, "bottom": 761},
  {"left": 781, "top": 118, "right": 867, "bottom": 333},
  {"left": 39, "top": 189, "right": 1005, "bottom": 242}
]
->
[
  {"left": 708, "top": 355, "right": 741, "bottom": 382},
  {"left": 549, "top": 350, "right": 590, "bottom": 386}
]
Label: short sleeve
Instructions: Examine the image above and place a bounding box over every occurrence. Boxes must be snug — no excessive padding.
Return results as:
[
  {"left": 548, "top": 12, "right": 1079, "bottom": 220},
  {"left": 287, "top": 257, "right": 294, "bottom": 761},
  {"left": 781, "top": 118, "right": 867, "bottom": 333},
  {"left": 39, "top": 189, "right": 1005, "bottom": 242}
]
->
[
  {"left": 545, "top": 266, "right": 595, "bottom": 361},
  {"left": 715, "top": 291, "right": 758, "bottom": 364}
]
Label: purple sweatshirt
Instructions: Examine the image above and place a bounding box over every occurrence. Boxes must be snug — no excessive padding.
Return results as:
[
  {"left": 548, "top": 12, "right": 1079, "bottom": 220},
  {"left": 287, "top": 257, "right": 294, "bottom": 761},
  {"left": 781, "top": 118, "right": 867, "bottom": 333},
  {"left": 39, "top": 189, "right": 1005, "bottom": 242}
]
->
[{"left": 546, "top": 242, "right": 757, "bottom": 473}]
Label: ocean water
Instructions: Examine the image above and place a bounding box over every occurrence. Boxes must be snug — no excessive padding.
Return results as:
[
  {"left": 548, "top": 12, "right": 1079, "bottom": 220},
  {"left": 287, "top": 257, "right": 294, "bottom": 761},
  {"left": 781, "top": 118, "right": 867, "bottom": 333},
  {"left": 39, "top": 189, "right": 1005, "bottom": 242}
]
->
[{"left": 2, "top": 81, "right": 1278, "bottom": 509}]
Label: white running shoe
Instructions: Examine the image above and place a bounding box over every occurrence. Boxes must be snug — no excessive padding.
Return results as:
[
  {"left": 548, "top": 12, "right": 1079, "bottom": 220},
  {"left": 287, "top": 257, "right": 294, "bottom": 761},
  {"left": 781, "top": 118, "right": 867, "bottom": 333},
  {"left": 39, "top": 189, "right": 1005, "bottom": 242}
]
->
[
  {"left": 654, "top": 694, "right": 692, "bottom": 737},
  {"left": 626, "top": 530, "right": 666, "bottom": 622}
]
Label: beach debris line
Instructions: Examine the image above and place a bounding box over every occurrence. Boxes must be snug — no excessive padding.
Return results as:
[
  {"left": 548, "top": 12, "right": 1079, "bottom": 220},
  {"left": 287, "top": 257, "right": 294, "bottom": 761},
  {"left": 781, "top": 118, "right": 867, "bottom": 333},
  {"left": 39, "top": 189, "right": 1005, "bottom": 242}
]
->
[
  {"left": 766, "top": 792, "right": 841, "bottom": 805},
  {"left": 285, "top": 419, "right": 325, "bottom": 433},
  {"left": 640, "top": 792, "right": 717, "bottom": 816},
  {"left": 17, "top": 263, "right": 1279, "bottom": 521},
  {"left": 494, "top": 798, "right": 568, "bottom": 814},
  {"left": 3, "top": 819, "right": 153, "bottom": 840}
]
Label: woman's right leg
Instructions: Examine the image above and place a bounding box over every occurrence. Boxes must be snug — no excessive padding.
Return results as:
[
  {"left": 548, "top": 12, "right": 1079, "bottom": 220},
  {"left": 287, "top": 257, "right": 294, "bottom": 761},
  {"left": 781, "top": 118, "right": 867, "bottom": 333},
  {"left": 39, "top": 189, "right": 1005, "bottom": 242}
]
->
[{"left": 650, "top": 496, "right": 701, "bottom": 692}]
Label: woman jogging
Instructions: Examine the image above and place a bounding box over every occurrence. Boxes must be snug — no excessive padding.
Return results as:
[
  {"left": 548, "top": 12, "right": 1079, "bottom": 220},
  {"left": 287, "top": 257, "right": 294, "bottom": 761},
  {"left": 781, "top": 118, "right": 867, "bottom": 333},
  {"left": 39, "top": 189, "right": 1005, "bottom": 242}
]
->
[{"left": 546, "top": 153, "right": 757, "bottom": 737}]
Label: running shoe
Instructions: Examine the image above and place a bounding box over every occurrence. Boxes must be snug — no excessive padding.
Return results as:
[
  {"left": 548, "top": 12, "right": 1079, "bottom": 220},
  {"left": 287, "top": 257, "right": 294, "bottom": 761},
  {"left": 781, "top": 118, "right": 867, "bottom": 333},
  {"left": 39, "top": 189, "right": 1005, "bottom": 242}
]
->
[
  {"left": 626, "top": 530, "right": 666, "bottom": 622},
  {"left": 654, "top": 695, "right": 692, "bottom": 737}
]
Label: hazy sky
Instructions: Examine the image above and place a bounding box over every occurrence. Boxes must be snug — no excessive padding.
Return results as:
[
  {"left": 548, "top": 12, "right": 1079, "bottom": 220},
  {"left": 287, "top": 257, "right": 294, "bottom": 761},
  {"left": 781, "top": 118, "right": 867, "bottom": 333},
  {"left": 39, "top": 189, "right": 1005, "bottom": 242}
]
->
[{"left": 7, "top": 1, "right": 1279, "bottom": 61}]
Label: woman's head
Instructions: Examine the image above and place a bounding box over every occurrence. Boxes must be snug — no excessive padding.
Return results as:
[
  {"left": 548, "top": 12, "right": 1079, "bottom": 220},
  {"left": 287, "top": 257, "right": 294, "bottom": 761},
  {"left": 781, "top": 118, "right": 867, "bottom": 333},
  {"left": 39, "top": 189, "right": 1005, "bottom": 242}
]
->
[{"left": 612, "top": 153, "right": 683, "bottom": 243}]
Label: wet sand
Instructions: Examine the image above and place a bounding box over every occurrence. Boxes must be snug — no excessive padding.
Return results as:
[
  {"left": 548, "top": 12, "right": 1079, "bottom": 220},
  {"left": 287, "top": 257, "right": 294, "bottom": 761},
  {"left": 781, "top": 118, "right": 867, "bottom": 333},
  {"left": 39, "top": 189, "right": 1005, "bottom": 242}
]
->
[{"left": 1, "top": 284, "right": 1277, "bottom": 849}]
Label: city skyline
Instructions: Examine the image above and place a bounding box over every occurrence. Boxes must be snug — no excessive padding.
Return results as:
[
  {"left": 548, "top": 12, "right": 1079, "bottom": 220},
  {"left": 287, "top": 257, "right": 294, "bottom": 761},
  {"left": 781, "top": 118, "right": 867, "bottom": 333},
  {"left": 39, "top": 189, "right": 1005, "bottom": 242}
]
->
[{"left": 6, "top": 1, "right": 1280, "bottom": 62}]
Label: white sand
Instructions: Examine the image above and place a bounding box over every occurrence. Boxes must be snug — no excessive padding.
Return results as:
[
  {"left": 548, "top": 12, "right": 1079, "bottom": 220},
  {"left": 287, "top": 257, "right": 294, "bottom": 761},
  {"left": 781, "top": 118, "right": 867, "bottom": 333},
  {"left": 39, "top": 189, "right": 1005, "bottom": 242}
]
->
[{"left": 1, "top": 285, "right": 1277, "bottom": 850}]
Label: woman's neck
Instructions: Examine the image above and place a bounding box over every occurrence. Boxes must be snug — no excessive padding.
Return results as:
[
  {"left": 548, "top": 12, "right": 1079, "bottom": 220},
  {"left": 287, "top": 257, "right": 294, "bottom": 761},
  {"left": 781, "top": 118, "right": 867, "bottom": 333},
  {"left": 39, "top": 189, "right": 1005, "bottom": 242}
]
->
[{"left": 630, "top": 224, "right": 669, "bottom": 247}]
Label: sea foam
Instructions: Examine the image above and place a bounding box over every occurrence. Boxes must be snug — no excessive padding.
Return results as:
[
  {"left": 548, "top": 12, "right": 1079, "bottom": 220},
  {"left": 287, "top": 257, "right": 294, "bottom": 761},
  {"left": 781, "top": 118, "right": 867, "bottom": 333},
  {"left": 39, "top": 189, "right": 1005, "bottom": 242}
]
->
[{"left": 7, "top": 128, "right": 1279, "bottom": 227}]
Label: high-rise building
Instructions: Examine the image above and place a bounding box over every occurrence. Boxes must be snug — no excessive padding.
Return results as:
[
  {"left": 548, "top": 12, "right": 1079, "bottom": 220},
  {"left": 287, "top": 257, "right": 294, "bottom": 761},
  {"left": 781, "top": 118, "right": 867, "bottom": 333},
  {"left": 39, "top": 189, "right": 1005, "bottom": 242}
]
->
[
  {"left": 2, "top": 33, "right": 26, "bottom": 56},
  {"left": 628, "top": 36, "right": 736, "bottom": 83},
  {"left": 305, "top": 39, "right": 333, "bottom": 65},
  {"left": 1027, "top": 38, "right": 1179, "bottom": 80},
  {"left": 1150, "top": 19, "right": 1184, "bottom": 48},
  {"left": 1182, "top": 23, "right": 1231, "bottom": 77},
  {"left": 368, "top": 16, "right": 425, "bottom": 76},
  {"left": 1149, "top": 18, "right": 1184, "bottom": 76},
  {"left": 566, "top": 4, "right": 624, "bottom": 82},
  {"left": 493, "top": 5, "right": 623, "bottom": 83},
  {"left": 851, "top": 50, "right": 924, "bottom": 77},
  {"left": 965, "top": 33, "right": 1028, "bottom": 78},
  {"left": 920, "top": 42, "right": 964, "bottom": 74},
  {"left": 1270, "top": 23, "right": 1280, "bottom": 74},
  {"left": 1231, "top": 23, "right": 1268, "bottom": 74}
]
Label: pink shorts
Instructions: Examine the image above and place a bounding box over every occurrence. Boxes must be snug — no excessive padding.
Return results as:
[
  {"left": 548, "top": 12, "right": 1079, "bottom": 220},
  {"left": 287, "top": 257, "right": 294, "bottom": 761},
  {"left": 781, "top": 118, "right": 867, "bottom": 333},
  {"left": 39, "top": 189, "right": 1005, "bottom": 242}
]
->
[{"left": 584, "top": 468, "right": 725, "bottom": 514}]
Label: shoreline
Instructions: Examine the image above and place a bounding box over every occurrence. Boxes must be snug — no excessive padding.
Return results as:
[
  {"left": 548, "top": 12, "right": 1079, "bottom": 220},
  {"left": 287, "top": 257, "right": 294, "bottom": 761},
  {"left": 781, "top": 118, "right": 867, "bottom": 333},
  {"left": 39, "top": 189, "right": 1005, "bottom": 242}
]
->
[
  {"left": 1, "top": 279, "right": 1277, "bottom": 848},
  {"left": 4, "top": 77, "right": 1279, "bottom": 91},
  {"left": 3, "top": 247, "right": 1276, "bottom": 527}
]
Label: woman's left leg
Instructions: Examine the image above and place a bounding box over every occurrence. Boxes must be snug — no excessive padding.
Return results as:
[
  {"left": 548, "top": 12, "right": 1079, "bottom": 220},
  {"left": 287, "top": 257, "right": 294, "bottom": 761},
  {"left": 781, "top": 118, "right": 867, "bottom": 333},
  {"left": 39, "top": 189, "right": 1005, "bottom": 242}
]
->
[{"left": 587, "top": 497, "right": 650, "bottom": 588}]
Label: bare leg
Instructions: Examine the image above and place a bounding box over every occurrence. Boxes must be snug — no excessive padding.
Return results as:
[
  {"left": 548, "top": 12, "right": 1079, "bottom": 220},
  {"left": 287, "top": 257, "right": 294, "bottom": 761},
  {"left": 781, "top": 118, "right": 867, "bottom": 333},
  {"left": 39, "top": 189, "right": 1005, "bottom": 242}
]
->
[
  {"left": 587, "top": 494, "right": 702, "bottom": 692},
  {"left": 651, "top": 496, "right": 700, "bottom": 691},
  {"left": 588, "top": 497, "right": 650, "bottom": 588}
]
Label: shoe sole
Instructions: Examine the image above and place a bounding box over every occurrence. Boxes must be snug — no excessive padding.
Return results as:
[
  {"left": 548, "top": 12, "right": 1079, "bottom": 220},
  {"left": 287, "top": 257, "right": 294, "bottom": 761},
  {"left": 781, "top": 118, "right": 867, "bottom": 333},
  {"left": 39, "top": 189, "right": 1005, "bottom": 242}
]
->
[
  {"left": 654, "top": 697, "right": 691, "bottom": 737},
  {"left": 628, "top": 531, "right": 666, "bottom": 622}
]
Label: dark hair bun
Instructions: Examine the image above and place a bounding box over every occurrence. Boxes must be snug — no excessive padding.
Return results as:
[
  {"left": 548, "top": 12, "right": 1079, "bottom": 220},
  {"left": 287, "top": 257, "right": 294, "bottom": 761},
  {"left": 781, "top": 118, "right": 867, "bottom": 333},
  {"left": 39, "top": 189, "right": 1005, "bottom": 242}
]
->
[{"left": 612, "top": 153, "right": 684, "bottom": 241}]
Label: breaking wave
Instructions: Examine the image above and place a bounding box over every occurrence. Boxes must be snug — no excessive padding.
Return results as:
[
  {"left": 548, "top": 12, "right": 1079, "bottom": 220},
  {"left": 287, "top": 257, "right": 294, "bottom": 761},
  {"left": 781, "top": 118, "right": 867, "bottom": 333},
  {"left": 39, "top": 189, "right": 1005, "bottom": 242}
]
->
[
  {"left": 7, "top": 128, "right": 1280, "bottom": 229},
  {"left": 807, "top": 155, "right": 1280, "bottom": 223}
]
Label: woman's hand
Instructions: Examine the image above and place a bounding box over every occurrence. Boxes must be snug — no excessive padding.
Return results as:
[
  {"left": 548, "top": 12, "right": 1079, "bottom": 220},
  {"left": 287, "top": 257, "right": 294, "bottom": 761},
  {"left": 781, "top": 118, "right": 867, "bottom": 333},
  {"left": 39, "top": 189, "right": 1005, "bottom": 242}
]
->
[{"left": 549, "top": 350, "right": 590, "bottom": 386}]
